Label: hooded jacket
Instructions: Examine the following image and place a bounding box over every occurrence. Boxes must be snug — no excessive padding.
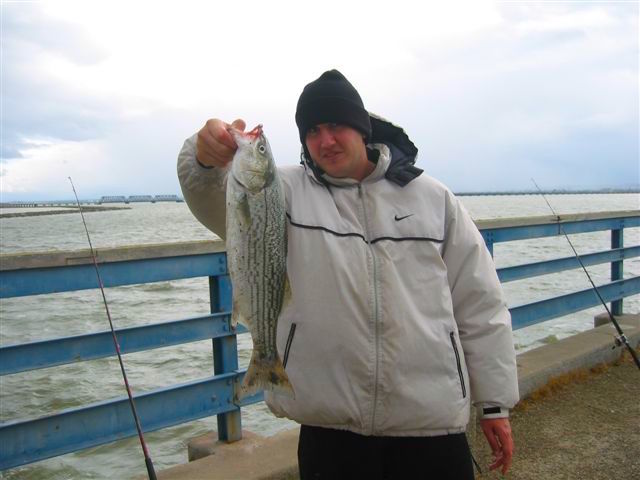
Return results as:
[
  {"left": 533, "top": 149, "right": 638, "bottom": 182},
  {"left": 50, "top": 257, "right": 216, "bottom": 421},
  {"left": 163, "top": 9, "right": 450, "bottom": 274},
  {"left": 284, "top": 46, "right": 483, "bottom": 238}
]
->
[{"left": 177, "top": 116, "right": 519, "bottom": 437}]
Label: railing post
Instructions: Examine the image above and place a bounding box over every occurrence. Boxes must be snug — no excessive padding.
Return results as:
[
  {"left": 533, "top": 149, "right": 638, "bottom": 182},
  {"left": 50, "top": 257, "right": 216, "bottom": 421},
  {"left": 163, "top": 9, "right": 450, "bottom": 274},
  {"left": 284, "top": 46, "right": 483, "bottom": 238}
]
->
[
  {"left": 611, "top": 228, "right": 623, "bottom": 315},
  {"left": 483, "top": 231, "right": 495, "bottom": 258},
  {"left": 209, "top": 272, "right": 243, "bottom": 442}
]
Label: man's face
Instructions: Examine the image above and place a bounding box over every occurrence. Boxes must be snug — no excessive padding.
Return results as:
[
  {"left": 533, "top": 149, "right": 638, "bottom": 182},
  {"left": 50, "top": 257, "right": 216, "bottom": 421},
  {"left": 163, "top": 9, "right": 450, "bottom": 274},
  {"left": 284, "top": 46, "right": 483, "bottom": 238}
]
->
[{"left": 305, "top": 123, "right": 371, "bottom": 181}]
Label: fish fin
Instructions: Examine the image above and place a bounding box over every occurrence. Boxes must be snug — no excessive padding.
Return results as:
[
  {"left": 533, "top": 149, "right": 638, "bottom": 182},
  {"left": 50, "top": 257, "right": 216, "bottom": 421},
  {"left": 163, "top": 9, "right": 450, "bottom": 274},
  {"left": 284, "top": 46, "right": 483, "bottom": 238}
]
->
[
  {"left": 237, "top": 192, "right": 251, "bottom": 225},
  {"left": 236, "top": 353, "right": 295, "bottom": 401},
  {"left": 230, "top": 298, "right": 239, "bottom": 328},
  {"left": 231, "top": 298, "right": 247, "bottom": 328},
  {"left": 282, "top": 273, "right": 293, "bottom": 309}
]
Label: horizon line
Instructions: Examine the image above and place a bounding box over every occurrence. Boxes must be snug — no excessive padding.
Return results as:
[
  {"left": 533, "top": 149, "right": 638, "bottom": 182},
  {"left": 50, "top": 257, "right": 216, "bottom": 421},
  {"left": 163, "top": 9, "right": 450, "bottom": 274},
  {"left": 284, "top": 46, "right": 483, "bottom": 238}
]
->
[{"left": 2, "top": 187, "right": 640, "bottom": 205}]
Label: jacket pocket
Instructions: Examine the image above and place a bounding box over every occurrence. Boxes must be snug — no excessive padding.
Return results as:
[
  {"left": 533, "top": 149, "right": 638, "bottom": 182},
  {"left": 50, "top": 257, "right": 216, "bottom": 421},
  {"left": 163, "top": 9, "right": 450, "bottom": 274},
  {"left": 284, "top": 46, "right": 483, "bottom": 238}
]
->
[
  {"left": 283, "top": 323, "right": 297, "bottom": 369},
  {"left": 449, "top": 332, "right": 467, "bottom": 398}
]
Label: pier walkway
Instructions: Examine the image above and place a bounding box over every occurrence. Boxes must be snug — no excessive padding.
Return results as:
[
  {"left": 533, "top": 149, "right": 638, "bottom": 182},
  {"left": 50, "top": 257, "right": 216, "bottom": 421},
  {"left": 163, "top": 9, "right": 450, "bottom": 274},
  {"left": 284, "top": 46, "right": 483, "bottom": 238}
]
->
[
  {"left": 472, "top": 354, "right": 639, "bottom": 479},
  {"left": 149, "top": 315, "right": 639, "bottom": 480}
]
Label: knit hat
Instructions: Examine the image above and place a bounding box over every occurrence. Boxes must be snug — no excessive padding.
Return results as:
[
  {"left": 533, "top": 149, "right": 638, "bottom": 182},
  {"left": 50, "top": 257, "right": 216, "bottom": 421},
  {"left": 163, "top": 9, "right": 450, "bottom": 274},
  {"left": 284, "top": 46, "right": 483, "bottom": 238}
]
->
[{"left": 295, "top": 69, "right": 372, "bottom": 145}]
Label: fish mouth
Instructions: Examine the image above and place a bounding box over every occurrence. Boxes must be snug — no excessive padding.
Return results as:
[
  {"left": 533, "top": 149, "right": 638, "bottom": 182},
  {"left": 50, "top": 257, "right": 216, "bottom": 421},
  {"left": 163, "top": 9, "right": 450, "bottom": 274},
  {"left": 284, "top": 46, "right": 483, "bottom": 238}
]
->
[
  {"left": 228, "top": 124, "right": 263, "bottom": 143},
  {"left": 246, "top": 124, "right": 263, "bottom": 139}
]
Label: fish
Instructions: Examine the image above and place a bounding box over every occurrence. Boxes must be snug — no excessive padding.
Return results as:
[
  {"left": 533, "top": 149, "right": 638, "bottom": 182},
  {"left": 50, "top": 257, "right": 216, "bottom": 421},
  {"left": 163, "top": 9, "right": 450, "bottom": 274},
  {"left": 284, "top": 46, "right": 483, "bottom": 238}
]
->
[{"left": 225, "top": 124, "right": 294, "bottom": 401}]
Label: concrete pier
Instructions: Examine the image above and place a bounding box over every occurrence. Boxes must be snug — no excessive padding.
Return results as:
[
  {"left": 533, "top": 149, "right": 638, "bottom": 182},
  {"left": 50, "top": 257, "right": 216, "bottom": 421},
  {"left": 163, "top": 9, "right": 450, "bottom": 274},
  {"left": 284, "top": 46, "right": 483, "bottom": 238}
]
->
[{"left": 146, "top": 314, "right": 639, "bottom": 480}]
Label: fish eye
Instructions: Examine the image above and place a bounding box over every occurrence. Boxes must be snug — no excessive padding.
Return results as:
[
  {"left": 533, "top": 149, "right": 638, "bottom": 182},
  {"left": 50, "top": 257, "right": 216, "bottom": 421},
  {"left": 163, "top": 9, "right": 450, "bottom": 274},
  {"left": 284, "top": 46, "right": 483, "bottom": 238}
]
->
[{"left": 258, "top": 144, "right": 266, "bottom": 154}]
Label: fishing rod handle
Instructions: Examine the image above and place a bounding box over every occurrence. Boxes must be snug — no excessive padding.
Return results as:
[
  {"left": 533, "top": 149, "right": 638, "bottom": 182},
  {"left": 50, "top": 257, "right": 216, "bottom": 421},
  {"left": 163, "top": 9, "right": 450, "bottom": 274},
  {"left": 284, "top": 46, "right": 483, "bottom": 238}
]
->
[{"left": 146, "top": 457, "right": 157, "bottom": 480}]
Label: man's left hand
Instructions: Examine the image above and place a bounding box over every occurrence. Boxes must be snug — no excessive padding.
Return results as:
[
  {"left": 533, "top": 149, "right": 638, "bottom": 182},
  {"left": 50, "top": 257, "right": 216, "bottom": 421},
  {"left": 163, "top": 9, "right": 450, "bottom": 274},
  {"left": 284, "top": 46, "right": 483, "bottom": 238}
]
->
[{"left": 480, "top": 417, "right": 514, "bottom": 475}]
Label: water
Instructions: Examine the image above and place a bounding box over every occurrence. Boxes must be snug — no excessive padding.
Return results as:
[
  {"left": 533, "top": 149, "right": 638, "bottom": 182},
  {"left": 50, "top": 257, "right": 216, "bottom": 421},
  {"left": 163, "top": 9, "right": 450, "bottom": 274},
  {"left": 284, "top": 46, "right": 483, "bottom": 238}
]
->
[{"left": 1, "top": 194, "right": 638, "bottom": 479}]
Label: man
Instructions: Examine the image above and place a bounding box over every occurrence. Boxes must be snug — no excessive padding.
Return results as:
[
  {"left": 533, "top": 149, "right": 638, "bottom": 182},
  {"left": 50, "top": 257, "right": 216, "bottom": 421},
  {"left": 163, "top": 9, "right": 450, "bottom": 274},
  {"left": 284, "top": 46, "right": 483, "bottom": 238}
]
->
[{"left": 178, "top": 69, "right": 519, "bottom": 479}]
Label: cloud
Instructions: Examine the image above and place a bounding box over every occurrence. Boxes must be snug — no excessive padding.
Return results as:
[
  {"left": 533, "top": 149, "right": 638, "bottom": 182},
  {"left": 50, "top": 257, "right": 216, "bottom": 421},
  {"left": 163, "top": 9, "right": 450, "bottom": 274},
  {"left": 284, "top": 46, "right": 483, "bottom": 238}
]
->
[
  {"left": 1, "top": 3, "right": 117, "bottom": 159},
  {"left": 0, "top": 107, "right": 202, "bottom": 201},
  {"left": 2, "top": 2, "right": 108, "bottom": 66},
  {"left": 378, "top": 2, "right": 639, "bottom": 191},
  {"left": 1, "top": 138, "right": 109, "bottom": 196},
  {"left": 0, "top": 1, "right": 638, "bottom": 199}
]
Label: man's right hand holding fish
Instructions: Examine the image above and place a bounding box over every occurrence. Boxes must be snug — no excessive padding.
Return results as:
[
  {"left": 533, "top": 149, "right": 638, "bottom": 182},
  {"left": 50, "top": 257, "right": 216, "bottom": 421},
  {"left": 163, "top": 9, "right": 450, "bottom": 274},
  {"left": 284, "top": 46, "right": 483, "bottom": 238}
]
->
[{"left": 195, "top": 118, "right": 247, "bottom": 168}]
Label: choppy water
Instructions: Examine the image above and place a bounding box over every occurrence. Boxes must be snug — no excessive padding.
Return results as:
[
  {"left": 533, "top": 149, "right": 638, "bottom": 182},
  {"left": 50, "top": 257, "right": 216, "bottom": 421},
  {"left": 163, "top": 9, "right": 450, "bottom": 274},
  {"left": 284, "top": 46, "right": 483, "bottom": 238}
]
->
[{"left": 1, "top": 194, "right": 638, "bottom": 479}]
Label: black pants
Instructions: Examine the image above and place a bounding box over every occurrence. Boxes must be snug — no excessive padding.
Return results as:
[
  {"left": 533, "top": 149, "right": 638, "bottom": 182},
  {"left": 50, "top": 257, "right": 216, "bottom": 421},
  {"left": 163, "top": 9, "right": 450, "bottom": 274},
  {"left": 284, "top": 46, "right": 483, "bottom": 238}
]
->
[{"left": 298, "top": 425, "right": 475, "bottom": 480}]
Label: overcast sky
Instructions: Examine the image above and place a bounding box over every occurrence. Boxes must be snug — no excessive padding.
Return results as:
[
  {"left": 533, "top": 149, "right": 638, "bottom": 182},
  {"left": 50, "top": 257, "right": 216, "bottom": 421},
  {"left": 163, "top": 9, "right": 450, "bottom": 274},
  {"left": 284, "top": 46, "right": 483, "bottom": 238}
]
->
[{"left": 1, "top": 0, "right": 638, "bottom": 200}]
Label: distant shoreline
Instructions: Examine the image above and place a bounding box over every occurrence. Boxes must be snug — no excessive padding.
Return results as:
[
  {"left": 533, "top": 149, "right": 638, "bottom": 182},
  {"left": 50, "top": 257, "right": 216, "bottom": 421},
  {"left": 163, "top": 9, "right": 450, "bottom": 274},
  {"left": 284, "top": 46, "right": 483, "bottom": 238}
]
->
[{"left": 0, "top": 206, "right": 131, "bottom": 218}]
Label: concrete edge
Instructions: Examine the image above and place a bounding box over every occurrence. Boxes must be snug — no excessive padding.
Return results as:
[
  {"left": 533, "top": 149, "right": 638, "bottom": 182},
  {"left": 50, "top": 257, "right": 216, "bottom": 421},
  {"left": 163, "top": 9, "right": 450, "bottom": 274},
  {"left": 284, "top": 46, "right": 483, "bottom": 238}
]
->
[
  {"left": 516, "top": 314, "right": 639, "bottom": 399},
  {"left": 474, "top": 209, "right": 639, "bottom": 229},
  {"left": 0, "top": 240, "right": 226, "bottom": 270},
  {"left": 149, "top": 428, "right": 300, "bottom": 480}
]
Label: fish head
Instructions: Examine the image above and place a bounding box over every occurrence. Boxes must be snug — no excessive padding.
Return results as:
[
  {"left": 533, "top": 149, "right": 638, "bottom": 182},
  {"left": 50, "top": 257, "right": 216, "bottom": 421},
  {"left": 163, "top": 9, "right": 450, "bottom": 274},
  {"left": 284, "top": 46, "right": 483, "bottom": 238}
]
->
[{"left": 229, "top": 125, "right": 276, "bottom": 193}]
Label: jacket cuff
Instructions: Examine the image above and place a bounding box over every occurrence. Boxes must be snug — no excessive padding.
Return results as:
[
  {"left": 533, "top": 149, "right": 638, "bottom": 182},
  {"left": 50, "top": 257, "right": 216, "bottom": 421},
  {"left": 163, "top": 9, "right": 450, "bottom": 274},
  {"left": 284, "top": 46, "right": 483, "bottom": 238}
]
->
[
  {"left": 477, "top": 405, "right": 510, "bottom": 419},
  {"left": 177, "top": 134, "right": 229, "bottom": 193}
]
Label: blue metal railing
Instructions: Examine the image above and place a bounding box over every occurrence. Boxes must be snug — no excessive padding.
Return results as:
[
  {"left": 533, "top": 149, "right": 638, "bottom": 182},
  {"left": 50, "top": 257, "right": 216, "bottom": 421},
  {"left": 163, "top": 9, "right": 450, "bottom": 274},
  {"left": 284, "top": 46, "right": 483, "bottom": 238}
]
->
[
  {"left": 1, "top": 211, "right": 638, "bottom": 470},
  {"left": 479, "top": 212, "right": 640, "bottom": 328}
]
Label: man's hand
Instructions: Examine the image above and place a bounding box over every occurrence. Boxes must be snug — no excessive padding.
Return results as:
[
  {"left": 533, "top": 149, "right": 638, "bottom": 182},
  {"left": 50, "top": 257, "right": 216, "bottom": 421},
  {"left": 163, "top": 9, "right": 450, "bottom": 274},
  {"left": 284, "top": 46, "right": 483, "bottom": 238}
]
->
[
  {"left": 480, "top": 417, "right": 514, "bottom": 475},
  {"left": 196, "top": 118, "right": 246, "bottom": 168}
]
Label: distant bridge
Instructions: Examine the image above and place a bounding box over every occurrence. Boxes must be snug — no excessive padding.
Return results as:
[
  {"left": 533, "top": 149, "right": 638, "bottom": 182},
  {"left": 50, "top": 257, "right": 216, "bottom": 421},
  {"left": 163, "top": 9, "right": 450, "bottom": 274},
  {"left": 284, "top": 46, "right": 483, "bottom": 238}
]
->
[{"left": 99, "top": 194, "right": 183, "bottom": 204}]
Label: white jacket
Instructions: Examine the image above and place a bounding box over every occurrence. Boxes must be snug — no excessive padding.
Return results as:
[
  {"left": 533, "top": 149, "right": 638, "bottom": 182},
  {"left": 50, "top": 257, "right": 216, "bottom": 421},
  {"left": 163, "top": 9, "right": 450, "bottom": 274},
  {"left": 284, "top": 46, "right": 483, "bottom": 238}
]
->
[{"left": 177, "top": 119, "right": 518, "bottom": 437}]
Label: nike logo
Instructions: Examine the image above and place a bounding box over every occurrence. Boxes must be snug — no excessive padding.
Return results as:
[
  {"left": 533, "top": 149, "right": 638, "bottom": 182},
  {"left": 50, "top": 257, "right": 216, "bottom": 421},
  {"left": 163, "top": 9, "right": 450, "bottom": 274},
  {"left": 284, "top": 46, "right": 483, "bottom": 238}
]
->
[{"left": 394, "top": 213, "right": 414, "bottom": 221}]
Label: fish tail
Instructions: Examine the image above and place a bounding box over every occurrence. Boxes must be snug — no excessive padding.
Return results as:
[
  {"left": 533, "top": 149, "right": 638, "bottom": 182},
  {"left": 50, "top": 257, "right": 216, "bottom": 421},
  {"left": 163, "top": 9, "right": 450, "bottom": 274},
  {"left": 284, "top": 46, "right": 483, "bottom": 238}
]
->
[{"left": 237, "top": 353, "right": 295, "bottom": 401}]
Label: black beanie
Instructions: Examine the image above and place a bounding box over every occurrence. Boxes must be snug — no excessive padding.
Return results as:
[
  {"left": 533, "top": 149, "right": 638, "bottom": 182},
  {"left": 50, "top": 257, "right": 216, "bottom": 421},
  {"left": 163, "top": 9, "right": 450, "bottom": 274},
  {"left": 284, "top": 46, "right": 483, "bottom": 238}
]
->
[{"left": 295, "top": 70, "right": 372, "bottom": 145}]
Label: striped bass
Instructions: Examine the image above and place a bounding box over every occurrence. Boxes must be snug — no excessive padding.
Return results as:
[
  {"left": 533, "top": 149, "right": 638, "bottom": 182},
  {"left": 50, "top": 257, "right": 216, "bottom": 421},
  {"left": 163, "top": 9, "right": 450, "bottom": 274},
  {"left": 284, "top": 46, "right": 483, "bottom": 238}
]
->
[{"left": 226, "top": 124, "right": 294, "bottom": 401}]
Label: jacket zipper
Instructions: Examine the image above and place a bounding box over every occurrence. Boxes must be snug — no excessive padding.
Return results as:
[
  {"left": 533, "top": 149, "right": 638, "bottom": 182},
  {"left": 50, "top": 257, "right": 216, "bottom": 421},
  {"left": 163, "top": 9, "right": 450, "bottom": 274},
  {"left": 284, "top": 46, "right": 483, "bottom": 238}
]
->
[
  {"left": 450, "top": 332, "right": 467, "bottom": 398},
  {"left": 358, "top": 184, "right": 381, "bottom": 434},
  {"left": 282, "top": 323, "right": 296, "bottom": 369}
]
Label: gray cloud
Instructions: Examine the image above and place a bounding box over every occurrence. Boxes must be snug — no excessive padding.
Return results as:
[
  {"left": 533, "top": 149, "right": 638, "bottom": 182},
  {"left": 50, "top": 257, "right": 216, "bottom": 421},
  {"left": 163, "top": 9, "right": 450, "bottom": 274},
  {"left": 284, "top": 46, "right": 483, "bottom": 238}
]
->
[
  {"left": 0, "top": 2, "right": 637, "bottom": 200},
  {"left": 2, "top": 3, "right": 108, "bottom": 66},
  {"left": 385, "top": 3, "right": 639, "bottom": 192},
  {"left": 1, "top": 4, "right": 115, "bottom": 159}
]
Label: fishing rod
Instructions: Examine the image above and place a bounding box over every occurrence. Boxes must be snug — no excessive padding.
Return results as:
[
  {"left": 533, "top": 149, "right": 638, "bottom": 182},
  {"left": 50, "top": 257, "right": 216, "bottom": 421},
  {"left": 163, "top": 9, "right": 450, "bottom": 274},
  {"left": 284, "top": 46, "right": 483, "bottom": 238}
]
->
[
  {"left": 531, "top": 179, "right": 640, "bottom": 371},
  {"left": 68, "top": 177, "right": 157, "bottom": 480}
]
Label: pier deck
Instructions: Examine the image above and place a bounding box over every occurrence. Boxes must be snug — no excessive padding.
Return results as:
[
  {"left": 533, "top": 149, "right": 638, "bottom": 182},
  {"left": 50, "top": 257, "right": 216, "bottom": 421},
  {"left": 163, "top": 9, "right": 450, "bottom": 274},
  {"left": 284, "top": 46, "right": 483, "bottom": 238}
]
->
[
  {"left": 472, "top": 353, "right": 639, "bottom": 479},
  {"left": 148, "top": 315, "right": 639, "bottom": 480}
]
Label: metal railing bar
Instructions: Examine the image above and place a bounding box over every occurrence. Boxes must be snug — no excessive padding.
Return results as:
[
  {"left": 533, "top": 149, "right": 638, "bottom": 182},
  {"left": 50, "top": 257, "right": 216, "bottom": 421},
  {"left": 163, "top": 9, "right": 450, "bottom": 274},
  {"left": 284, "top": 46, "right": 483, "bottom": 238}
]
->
[
  {"left": 0, "top": 253, "right": 227, "bottom": 299},
  {"left": 0, "top": 370, "right": 262, "bottom": 470},
  {"left": 497, "top": 246, "right": 640, "bottom": 283},
  {"left": 481, "top": 216, "right": 639, "bottom": 245},
  {"left": 0, "top": 314, "right": 248, "bottom": 376},
  {"left": 510, "top": 277, "right": 640, "bottom": 330}
]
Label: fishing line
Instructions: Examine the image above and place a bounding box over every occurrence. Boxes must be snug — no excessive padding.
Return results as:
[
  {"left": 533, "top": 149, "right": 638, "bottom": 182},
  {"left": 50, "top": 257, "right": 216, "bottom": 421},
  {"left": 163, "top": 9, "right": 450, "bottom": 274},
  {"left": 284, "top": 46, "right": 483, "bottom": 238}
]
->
[
  {"left": 68, "top": 177, "right": 158, "bottom": 479},
  {"left": 531, "top": 179, "right": 639, "bottom": 371}
]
